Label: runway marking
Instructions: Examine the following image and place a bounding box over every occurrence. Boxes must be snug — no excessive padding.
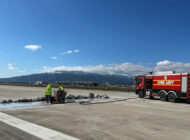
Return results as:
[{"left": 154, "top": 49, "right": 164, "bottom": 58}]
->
[{"left": 0, "top": 112, "right": 79, "bottom": 140}]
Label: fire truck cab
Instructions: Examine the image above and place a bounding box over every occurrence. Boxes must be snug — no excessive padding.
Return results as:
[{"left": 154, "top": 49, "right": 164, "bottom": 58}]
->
[{"left": 135, "top": 71, "right": 190, "bottom": 102}]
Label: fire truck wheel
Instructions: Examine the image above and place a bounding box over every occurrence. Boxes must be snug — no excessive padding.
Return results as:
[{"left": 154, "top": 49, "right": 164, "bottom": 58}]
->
[
  {"left": 160, "top": 92, "right": 167, "bottom": 101},
  {"left": 138, "top": 91, "right": 145, "bottom": 98},
  {"left": 168, "top": 93, "right": 176, "bottom": 102}
]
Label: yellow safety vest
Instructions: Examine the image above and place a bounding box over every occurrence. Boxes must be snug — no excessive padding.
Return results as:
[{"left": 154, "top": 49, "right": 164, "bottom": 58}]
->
[
  {"left": 59, "top": 85, "right": 64, "bottom": 91},
  {"left": 45, "top": 84, "right": 52, "bottom": 95}
]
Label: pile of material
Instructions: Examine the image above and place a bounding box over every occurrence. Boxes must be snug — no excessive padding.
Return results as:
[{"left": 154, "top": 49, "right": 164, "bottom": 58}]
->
[
  {"left": 0, "top": 93, "right": 109, "bottom": 104},
  {"left": 0, "top": 97, "right": 45, "bottom": 104},
  {"left": 66, "top": 93, "right": 109, "bottom": 100}
]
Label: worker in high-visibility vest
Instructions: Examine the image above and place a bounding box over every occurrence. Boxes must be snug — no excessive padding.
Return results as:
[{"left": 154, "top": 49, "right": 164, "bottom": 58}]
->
[
  {"left": 59, "top": 85, "right": 65, "bottom": 91},
  {"left": 45, "top": 83, "right": 52, "bottom": 103},
  {"left": 56, "top": 84, "right": 66, "bottom": 103}
]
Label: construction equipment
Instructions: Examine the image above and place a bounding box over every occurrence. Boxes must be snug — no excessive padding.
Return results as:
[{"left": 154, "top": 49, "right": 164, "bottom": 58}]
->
[{"left": 135, "top": 71, "right": 190, "bottom": 102}]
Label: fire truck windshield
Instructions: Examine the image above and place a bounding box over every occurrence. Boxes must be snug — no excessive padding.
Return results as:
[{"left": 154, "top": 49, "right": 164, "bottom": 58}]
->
[{"left": 135, "top": 77, "right": 142, "bottom": 86}]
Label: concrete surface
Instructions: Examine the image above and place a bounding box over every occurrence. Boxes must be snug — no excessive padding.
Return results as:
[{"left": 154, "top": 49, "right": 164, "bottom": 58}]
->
[
  {"left": 0, "top": 121, "right": 40, "bottom": 140},
  {"left": 0, "top": 85, "right": 129, "bottom": 100},
  {"left": 0, "top": 85, "right": 190, "bottom": 140},
  {"left": 0, "top": 85, "right": 45, "bottom": 100},
  {"left": 0, "top": 112, "right": 79, "bottom": 140}
]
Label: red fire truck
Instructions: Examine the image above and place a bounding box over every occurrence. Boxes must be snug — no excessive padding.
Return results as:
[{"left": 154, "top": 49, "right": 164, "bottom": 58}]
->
[{"left": 135, "top": 72, "right": 190, "bottom": 102}]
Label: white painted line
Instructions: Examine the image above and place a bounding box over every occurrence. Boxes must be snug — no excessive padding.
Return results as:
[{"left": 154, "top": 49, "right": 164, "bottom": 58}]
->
[{"left": 0, "top": 112, "right": 79, "bottom": 140}]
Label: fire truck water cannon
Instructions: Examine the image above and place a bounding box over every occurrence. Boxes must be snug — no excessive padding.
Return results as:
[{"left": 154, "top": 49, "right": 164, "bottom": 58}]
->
[{"left": 135, "top": 71, "right": 190, "bottom": 103}]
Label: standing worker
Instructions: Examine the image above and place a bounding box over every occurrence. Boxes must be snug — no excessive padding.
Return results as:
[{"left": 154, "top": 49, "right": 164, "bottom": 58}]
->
[{"left": 45, "top": 83, "right": 53, "bottom": 104}]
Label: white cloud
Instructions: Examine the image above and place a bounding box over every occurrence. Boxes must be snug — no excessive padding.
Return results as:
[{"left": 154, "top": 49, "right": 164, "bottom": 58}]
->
[
  {"left": 156, "top": 60, "right": 170, "bottom": 66},
  {"left": 42, "top": 60, "right": 190, "bottom": 76},
  {"left": 7, "top": 60, "right": 190, "bottom": 77},
  {"left": 62, "top": 49, "right": 80, "bottom": 55},
  {"left": 73, "top": 49, "right": 80, "bottom": 53},
  {"left": 43, "top": 66, "right": 48, "bottom": 69},
  {"left": 43, "top": 63, "right": 151, "bottom": 76},
  {"left": 43, "top": 66, "right": 51, "bottom": 70},
  {"left": 24, "top": 45, "right": 41, "bottom": 51},
  {"left": 8, "top": 64, "right": 26, "bottom": 73},
  {"left": 51, "top": 56, "right": 57, "bottom": 60},
  {"left": 68, "top": 51, "right": 73, "bottom": 54},
  {"left": 155, "top": 60, "right": 190, "bottom": 73},
  {"left": 8, "top": 64, "right": 15, "bottom": 70},
  {"left": 62, "top": 50, "right": 73, "bottom": 54}
]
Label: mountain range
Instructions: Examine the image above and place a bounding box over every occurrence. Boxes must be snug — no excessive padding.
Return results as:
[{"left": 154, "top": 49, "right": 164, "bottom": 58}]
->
[{"left": 0, "top": 71, "right": 134, "bottom": 85}]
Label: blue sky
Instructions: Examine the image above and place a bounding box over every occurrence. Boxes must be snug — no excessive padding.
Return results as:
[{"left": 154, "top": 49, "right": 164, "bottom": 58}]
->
[{"left": 0, "top": 0, "right": 190, "bottom": 77}]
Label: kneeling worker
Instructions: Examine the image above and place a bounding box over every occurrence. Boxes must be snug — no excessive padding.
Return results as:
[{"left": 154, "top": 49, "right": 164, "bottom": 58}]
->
[
  {"left": 55, "top": 84, "right": 66, "bottom": 103},
  {"left": 45, "top": 83, "right": 53, "bottom": 104},
  {"left": 59, "top": 84, "right": 65, "bottom": 91}
]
